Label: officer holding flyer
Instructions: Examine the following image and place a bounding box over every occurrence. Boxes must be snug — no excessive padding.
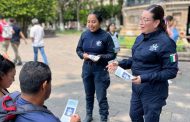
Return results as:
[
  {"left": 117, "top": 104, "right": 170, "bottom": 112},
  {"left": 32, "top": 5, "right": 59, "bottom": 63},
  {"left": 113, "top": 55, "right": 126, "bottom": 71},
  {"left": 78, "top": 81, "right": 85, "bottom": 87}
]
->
[
  {"left": 106, "top": 4, "right": 178, "bottom": 122},
  {"left": 76, "top": 11, "right": 115, "bottom": 122}
]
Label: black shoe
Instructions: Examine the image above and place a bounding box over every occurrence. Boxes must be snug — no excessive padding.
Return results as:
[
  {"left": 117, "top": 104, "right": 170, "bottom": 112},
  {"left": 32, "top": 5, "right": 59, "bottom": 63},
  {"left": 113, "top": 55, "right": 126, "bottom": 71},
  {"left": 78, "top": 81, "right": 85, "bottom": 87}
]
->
[
  {"left": 101, "top": 116, "right": 108, "bottom": 122},
  {"left": 100, "top": 119, "right": 107, "bottom": 122},
  {"left": 13, "top": 59, "right": 17, "bottom": 64},
  {"left": 83, "top": 115, "right": 93, "bottom": 122},
  {"left": 17, "top": 62, "right": 22, "bottom": 66}
]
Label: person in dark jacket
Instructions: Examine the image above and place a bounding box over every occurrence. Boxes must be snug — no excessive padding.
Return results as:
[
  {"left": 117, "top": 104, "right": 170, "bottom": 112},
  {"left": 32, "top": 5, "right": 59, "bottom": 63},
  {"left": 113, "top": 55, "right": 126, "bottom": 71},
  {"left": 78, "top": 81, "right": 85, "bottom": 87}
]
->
[
  {"left": 76, "top": 11, "right": 116, "bottom": 122},
  {"left": 107, "top": 4, "right": 178, "bottom": 122},
  {"left": 15, "top": 61, "right": 81, "bottom": 122}
]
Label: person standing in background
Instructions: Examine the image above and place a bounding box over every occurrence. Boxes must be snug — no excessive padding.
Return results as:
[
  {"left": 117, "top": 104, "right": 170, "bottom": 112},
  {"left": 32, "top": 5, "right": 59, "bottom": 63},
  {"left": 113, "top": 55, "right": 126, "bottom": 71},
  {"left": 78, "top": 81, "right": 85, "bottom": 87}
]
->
[
  {"left": 165, "top": 15, "right": 182, "bottom": 75},
  {"left": 30, "top": 18, "right": 48, "bottom": 65},
  {"left": 0, "top": 15, "right": 14, "bottom": 59},
  {"left": 10, "top": 18, "right": 27, "bottom": 65},
  {"left": 76, "top": 11, "right": 116, "bottom": 122},
  {"left": 106, "top": 23, "right": 120, "bottom": 54},
  {"left": 165, "top": 15, "right": 179, "bottom": 43}
]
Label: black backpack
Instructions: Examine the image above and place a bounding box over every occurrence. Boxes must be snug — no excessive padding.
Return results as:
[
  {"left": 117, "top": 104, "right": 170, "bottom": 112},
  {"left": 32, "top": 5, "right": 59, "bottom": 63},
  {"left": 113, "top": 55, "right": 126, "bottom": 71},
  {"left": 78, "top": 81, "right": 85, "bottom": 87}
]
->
[{"left": 0, "top": 91, "right": 53, "bottom": 122}]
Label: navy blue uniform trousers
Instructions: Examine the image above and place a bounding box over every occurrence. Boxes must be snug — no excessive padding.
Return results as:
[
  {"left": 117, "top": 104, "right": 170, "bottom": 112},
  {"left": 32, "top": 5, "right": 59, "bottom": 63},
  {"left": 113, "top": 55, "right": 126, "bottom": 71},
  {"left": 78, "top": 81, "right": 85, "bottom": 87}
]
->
[
  {"left": 130, "top": 82, "right": 168, "bottom": 122},
  {"left": 82, "top": 61, "right": 110, "bottom": 121}
]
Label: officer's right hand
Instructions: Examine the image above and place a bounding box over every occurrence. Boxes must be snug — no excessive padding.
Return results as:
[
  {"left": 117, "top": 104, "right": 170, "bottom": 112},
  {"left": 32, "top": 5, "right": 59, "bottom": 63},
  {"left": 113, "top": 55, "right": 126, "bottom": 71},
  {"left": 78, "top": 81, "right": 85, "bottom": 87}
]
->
[
  {"left": 70, "top": 114, "right": 81, "bottom": 122},
  {"left": 106, "top": 62, "right": 118, "bottom": 73},
  {"left": 83, "top": 53, "right": 89, "bottom": 60}
]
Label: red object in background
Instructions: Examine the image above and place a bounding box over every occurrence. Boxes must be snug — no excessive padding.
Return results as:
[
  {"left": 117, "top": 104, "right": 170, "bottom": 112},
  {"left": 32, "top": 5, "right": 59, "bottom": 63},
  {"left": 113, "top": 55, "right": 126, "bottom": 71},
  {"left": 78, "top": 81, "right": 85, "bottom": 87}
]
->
[{"left": 0, "top": 23, "right": 2, "bottom": 34}]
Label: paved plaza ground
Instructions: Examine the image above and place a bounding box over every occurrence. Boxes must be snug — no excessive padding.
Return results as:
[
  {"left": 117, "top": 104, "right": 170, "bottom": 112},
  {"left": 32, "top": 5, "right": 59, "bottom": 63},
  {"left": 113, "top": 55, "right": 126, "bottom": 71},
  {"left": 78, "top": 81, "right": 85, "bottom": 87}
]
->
[{"left": 8, "top": 34, "right": 190, "bottom": 122}]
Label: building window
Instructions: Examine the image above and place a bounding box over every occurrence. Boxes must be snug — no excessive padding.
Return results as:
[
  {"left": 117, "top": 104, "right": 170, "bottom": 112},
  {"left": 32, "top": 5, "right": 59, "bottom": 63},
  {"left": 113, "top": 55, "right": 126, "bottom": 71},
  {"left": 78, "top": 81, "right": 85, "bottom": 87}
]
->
[{"left": 125, "top": 0, "right": 166, "bottom": 6}]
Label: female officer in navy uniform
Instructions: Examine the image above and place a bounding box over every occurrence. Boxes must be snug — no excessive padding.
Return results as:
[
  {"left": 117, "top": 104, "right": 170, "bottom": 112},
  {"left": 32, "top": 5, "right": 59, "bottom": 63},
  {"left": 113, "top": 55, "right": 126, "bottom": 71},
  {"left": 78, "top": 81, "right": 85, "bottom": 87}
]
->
[
  {"left": 107, "top": 5, "right": 178, "bottom": 122},
  {"left": 76, "top": 11, "right": 115, "bottom": 122}
]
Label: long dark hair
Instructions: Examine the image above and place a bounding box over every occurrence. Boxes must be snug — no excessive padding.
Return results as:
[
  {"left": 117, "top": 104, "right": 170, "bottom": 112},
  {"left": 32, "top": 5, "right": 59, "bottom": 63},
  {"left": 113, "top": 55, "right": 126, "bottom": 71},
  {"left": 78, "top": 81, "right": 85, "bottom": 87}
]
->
[
  {"left": 106, "top": 23, "right": 116, "bottom": 32},
  {"left": 0, "top": 55, "right": 15, "bottom": 80},
  {"left": 146, "top": 4, "right": 167, "bottom": 32},
  {"left": 165, "top": 15, "right": 174, "bottom": 22}
]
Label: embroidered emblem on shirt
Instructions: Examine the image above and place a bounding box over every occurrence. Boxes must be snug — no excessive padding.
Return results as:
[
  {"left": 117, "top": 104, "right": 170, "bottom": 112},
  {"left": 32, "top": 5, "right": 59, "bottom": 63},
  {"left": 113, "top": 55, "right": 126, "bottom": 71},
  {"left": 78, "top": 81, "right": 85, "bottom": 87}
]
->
[
  {"left": 96, "top": 40, "right": 102, "bottom": 46},
  {"left": 149, "top": 44, "right": 158, "bottom": 51}
]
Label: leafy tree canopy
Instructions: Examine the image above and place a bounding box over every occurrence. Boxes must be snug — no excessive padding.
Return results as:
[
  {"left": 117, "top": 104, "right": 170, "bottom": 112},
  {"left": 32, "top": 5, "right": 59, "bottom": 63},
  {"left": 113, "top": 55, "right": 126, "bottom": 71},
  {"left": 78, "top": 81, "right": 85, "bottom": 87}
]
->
[
  {"left": 0, "top": 0, "right": 57, "bottom": 22},
  {"left": 94, "top": 4, "right": 121, "bottom": 20}
]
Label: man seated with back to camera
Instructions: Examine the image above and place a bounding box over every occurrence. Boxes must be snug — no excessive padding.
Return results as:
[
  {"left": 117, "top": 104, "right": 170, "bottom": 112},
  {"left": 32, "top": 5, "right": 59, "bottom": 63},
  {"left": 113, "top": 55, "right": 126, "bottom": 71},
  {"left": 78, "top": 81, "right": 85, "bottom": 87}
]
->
[{"left": 14, "top": 61, "right": 81, "bottom": 122}]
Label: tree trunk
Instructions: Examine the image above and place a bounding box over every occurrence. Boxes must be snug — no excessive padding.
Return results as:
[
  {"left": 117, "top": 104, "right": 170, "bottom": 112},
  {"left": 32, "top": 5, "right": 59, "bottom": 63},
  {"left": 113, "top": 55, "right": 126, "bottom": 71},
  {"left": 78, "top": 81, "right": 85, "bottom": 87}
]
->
[{"left": 59, "top": 7, "right": 64, "bottom": 31}]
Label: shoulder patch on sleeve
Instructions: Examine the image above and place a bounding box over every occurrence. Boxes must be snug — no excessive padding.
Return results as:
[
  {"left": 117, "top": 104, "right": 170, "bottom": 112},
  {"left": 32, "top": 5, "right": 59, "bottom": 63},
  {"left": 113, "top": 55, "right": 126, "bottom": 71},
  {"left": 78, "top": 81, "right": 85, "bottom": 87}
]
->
[{"left": 170, "top": 53, "right": 178, "bottom": 62}]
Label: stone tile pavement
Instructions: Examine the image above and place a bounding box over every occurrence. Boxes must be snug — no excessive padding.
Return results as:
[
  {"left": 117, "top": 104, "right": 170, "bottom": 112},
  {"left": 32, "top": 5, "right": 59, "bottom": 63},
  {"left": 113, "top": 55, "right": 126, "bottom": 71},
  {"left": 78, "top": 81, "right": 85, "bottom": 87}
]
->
[{"left": 7, "top": 34, "right": 190, "bottom": 122}]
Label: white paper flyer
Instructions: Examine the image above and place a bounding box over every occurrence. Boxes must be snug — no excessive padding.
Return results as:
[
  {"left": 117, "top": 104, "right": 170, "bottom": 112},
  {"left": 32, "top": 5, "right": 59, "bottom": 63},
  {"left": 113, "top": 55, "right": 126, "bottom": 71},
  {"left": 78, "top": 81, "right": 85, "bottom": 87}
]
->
[
  {"left": 88, "top": 55, "right": 100, "bottom": 62},
  {"left": 114, "top": 66, "right": 135, "bottom": 81},
  {"left": 60, "top": 99, "right": 79, "bottom": 122}
]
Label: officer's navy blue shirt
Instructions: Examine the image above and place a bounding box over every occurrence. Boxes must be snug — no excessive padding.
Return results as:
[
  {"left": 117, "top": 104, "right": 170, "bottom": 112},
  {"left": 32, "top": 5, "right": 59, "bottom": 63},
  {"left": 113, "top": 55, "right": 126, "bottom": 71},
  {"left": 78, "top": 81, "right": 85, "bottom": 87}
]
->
[
  {"left": 15, "top": 97, "right": 60, "bottom": 122},
  {"left": 119, "top": 29, "right": 178, "bottom": 83},
  {"left": 76, "top": 28, "right": 116, "bottom": 66}
]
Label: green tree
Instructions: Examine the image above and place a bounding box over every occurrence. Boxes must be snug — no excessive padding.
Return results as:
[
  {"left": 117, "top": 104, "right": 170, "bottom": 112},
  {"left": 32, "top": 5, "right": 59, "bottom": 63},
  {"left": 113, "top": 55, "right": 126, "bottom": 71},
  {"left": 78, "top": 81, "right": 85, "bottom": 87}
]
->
[
  {"left": 58, "top": 0, "right": 95, "bottom": 30},
  {"left": 0, "top": 0, "right": 57, "bottom": 21},
  {"left": 96, "top": 0, "right": 123, "bottom": 25},
  {"left": 79, "top": 0, "right": 95, "bottom": 27},
  {"left": 94, "top": 4, "right": 120, "bottom": 20},
  {"left": 0, "top": 0, "right": 57, "bottom": 34}
]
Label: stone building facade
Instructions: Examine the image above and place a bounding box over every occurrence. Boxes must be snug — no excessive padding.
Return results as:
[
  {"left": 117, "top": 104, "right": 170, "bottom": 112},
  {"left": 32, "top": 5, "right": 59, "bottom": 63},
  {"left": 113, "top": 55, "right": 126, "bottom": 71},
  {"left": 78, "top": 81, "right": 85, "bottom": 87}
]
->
[{"left": 121, "top": 0, "right": 190, "bottom": 36}]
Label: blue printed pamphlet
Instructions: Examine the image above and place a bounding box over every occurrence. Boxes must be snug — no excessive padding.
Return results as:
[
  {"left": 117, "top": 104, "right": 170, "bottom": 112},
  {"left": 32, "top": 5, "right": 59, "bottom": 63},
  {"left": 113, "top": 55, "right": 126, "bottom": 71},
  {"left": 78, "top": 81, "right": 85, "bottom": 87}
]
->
[
  {"left": 60, "top": 99, "right": 79, "bottom": 122},
  {"left": 114, "top": 66, "right": 135, "bottom": 81}
]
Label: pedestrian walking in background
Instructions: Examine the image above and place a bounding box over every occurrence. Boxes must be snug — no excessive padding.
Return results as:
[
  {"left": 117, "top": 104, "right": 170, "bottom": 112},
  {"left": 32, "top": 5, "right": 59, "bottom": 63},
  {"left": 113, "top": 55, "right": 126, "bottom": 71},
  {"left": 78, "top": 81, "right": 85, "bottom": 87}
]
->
[
  {"left": 165, "top": 15, "right": 179, "bottom": 42},
  {"left": 10, "top": 18, "right": 27, "bottom": 66},
  {"left": 106, "top": 23, "right": 120, "bottom": 54},
  {"left": 107, "top": 4, "right": 178, "bottom": 122},
  {"left": 76, "top": 11, "right": 116, "bottom": 122},
  {"left": 30, "top": 18, "right": 48, "bottom": 65},
  {"left": 0, "top": 15, "right": 14, "bottom": 59}
]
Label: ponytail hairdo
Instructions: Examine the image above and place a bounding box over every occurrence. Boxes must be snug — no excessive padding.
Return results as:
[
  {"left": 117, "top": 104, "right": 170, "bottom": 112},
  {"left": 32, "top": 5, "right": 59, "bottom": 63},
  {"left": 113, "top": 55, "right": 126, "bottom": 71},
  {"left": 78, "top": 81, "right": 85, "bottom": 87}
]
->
[{"left": 146, "top": 4, "right": 167, "bottom": 32}]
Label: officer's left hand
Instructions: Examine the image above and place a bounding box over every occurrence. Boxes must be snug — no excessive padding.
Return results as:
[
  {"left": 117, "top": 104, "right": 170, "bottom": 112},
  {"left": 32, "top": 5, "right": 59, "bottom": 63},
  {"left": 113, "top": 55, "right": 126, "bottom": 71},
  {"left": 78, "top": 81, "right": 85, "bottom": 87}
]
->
[{"left": 132, "top": 76, "right": 141, "bottom": 84}]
